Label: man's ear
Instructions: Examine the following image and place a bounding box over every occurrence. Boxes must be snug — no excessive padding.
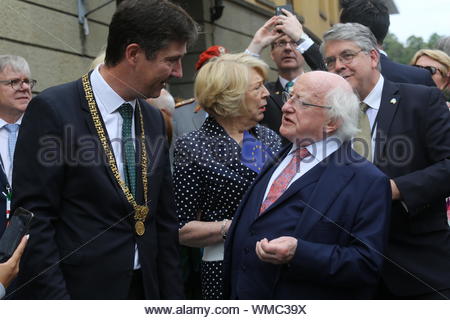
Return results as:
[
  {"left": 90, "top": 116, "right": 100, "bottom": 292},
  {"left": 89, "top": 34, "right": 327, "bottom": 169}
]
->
[
  {"left": 369, "top": 49, "right": 380, "bottom": 70},
  {"left": 124, "top": 43, "right": 141, "bottom": 66},
  {"left": 325, "top": 117, "right": 340, "bottom": 135}
]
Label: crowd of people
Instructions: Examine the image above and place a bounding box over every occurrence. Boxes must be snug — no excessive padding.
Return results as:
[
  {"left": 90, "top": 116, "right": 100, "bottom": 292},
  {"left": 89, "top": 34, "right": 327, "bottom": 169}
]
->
[{"left": 1, "top": 0, "right": 449, "bottom": 300}]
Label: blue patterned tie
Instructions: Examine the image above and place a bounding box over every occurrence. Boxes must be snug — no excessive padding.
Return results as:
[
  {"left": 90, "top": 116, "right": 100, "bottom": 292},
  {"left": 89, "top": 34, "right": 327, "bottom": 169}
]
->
[
  {"left": 4, "top": 123, "right": 19, "bottom": 164},
  {"left": 118, "top": 103, "right": 136, "bottom": 198}
]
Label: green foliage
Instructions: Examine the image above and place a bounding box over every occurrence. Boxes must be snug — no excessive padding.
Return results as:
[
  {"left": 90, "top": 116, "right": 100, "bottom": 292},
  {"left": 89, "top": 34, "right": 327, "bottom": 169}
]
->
[{"left": 383, "top": 32, "right": 444, "bottom": 65}]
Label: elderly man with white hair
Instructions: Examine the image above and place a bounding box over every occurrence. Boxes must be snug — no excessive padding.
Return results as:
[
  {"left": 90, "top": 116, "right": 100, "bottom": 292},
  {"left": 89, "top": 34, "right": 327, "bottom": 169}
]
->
[{"left": 224, "top": 70, "right": 391, "bottom": 299}]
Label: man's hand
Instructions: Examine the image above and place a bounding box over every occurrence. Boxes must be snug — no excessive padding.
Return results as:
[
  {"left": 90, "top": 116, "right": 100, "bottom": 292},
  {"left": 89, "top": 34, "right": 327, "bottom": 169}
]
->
[
  {"left": 255, "top": 236, "right": 297, "bottom": 264},
  {"left": 390, "top": 179, "right": 401, "bottom": 200},
  {"left": 247, "top": 16, "right": 282, "bottom": 55},
  {"left": 0, "top": 236, "right": 28, "bottom": 288},
  {"left": 274, "top": 9, "right": 303, "bottom": 43}
]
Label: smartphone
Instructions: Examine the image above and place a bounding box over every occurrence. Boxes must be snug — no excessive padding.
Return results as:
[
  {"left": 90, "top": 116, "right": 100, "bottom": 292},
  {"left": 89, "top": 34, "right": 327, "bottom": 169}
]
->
[
  {"left": 275, "top": 4, "right": 293, "bottom": 16},
  {"left": 0, "top": 207, "right": 34, "bottom": 263}
]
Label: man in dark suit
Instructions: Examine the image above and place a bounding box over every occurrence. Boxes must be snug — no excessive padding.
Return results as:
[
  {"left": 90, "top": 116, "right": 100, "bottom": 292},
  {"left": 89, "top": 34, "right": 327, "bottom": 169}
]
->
[
  {"left": 224, "top": 71, "right": 391, "bottom": 299},
  {"left": 9, "top": 0, "right": 197, "bottom": 299},
  {"left": 340, "top": 0, "right": 435, "bottom": 86},
  {"left": 0, "top": 55, "right": 34, "bottom": 237},
  {"left": 245, "top": 10, "right": 325, "bottom": 142},
  {"left": 322, "top": 23, "right": 450, "bottom": 299}
]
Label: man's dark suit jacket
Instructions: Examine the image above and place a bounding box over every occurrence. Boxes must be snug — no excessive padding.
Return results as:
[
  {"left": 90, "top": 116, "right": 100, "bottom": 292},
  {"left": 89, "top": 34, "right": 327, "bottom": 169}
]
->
[
  {"left": 0, "top": 168, "right": 7, "bottom": 236},
  {"left": 373, "top": 79, "right": 450, "bottom": 296},
  {"left": 9, "top": 77, "right": 183, "bottom": 299},
  {"left": 261, "top": 43, "right": 326, "bottom": 143},
  {"left": 380, "top": 54, "right": 435, "bottom": 86},
  {"left": 224, "top": 142, "right": 391, "bottom": 299}
]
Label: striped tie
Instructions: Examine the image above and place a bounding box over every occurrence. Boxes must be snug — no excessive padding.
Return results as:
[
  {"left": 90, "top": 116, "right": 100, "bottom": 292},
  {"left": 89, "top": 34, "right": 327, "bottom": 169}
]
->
[{"left": 259, "top": 148, "right": 310, "bottom": 214}]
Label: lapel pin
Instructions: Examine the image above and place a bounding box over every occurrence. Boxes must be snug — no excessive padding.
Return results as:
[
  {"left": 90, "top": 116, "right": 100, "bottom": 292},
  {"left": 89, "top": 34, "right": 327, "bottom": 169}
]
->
[{"left": 390, "top": 98, "right": 397, "bottom": 104}]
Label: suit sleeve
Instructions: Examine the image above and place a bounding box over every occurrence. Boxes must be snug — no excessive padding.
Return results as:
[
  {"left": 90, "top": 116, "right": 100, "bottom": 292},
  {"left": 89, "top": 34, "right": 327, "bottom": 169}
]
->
[
  {"left": 393, "top": 88, "right": 450, "bottom": 211},
  {"left": 11, "top": 95, "right": 70, "bottom": 299},
  {"left": 302, "top": 43, "right": 326, "bottom": 71},
  {"left": 287, "top": 174, "right": 391, "bottom": 287}
]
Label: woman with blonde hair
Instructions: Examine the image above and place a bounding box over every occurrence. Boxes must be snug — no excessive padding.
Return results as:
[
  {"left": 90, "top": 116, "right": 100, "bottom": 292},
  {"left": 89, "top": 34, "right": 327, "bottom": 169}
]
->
[
  {"left": 173, "top": 53, "right": 281, "bottom": 299},
  {"left": 411, "top": 49, "right": 450, "bottom": 107}
]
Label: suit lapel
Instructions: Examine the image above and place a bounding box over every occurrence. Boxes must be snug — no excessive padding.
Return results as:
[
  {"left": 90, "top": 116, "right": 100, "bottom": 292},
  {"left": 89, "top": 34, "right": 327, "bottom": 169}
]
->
[
  {"left": 77, "top": 75, "right": 132, "bottom": 210},
  {"left": 0, "top": 162, "right": 8, "bottom": 190},
  {"left": 227, "top": 145, "right": 288, "bottom": 237},
  {"left": 294, "top": 144, "right": 355, "bottom": 237},
  {"left": 267, "top": 79, "right": 284, "bottom": 110},
  {"left": 257, "top": 163, "right": 325, "bottom": 219},
  {"left": 374, "top": 80, "right": 400, "bottom": 164}
]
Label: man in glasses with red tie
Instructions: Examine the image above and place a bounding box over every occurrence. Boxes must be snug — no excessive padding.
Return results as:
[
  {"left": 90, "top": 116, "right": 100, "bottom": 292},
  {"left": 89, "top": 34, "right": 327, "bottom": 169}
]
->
[
  {"left": 224, "top": 71, "right": 391, "bottom": 299},
  {"left": 0, "top": 55, "right": 35, "bottom": 238}
]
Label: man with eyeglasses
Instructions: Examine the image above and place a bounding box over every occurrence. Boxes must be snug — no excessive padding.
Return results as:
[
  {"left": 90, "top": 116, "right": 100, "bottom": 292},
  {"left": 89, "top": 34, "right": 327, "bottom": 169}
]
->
[
  {"left": 223, "top": 70, "right": 391, "bottom": 299},
  {"left": 322, "top": 23, "right": 450, "bottom": 299},
  {"left": 0, "top": 55, "right": 35, "bottom": 237},
  {"left": 245, "top": 9, "right": 325, "bottom": 144},
  {"left": 340, "top": 0, "right": 435, "bottom": 87}
]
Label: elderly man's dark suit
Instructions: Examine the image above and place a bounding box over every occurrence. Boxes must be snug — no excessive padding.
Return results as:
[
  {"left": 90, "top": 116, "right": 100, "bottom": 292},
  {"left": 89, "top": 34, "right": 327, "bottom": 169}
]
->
[
  {"left": 261, "top": 43, "right": 326, "bottom": 142},
  {"left": 373, "top": 79, "right": 450, "bottom": 297},
  {"left": 224, "top": 142, "right": 391, "bottom": 299},
  {"left": 9, "top": 75, "right": 183, "bottom": 299}
]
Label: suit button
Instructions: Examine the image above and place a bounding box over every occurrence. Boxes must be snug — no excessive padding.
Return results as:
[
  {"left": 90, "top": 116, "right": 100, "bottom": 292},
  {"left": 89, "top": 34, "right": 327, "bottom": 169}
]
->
[
  {"left": 241, "top": 265, "right": 247, "bottom": 272},
  {"left": 244, "top": 247, "right": 249, "bottom": 254}
]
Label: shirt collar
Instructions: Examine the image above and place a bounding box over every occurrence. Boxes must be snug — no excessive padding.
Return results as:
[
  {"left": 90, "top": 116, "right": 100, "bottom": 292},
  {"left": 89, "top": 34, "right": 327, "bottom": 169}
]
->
[
  {"left": 0, "top": 115, "right": 23, "bottom": 129},
  {"left": 90, "top": 64, "right": 136, "bottom": 114},
  {"left": 278, "top": 76, "right": 298, "bottom": 90},
  {"left": 291, "top": 135, "right": 341, "bottom": 162},
  {"left": 363, "top": 75, "right": 384, "bottom": 110}
]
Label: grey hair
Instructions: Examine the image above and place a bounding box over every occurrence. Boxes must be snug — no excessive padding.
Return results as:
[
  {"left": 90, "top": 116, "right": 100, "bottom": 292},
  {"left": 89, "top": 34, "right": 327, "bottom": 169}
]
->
[
  {"left": 320, "top": 23, "right": 381, "bottom": 71},
  {"left": 0, "top": 55, "right": 31, "bottom": 76},
  {"left": 325, "top": 86, "right": 360, "bottom": 142}
]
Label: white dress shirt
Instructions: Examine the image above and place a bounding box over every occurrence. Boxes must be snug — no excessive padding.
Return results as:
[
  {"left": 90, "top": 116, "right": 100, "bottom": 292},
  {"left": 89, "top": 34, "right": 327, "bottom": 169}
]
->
[
  {"left": 90, "top": 64, "right": 141, "bottom": 269},
  {"left": 263, "top": 136, "right": 341, "bottom": 201},
  {"left": 0, "top": 117, "right": 22, "bottom": 185}
]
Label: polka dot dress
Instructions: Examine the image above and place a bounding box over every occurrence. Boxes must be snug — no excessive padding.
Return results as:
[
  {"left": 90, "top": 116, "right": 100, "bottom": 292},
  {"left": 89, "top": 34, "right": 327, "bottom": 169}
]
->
[{"left": 173, "top": 117, "right": 282, "bottom": 299}]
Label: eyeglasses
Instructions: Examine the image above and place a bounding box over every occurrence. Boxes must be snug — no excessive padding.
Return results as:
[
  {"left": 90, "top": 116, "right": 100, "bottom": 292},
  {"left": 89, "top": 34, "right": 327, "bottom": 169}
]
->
[
  {"left": 413, "top": 65, "right": 444, "bottom": 76},
  {"left": 273, "top": 40, "right": 297, "bottom": 49},
  {"left": 0, "top": 78, "right": 37, "bottom": 90},
  {"left": 324, "top": 49, "right": 364, "bottom": 70},
  {"left": 282, "top": 91, "right": 332, "bottom": 109}
]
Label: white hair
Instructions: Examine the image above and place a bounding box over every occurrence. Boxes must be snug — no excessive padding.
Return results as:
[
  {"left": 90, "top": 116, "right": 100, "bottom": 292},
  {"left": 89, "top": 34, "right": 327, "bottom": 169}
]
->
[
  {"left": 0, "top": 55, "right": 31, "bottom": 76},
  {"left": 325, "top": 86, "right": 360, "bottom": 141},
  {"left": 147, "top": 89, "right": 175, "bottom": 115}
]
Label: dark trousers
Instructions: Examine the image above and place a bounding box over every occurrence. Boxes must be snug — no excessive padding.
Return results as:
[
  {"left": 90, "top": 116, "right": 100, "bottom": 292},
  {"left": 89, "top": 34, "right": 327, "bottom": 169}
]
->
[{"left": 127, "top": 270, "right": 145, "bottom": 299}]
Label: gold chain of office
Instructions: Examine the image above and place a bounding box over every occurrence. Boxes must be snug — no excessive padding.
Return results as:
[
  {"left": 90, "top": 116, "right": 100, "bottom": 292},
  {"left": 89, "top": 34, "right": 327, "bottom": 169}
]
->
[{"left": 82, "top": 74, "right": 149, "bottom": 236}]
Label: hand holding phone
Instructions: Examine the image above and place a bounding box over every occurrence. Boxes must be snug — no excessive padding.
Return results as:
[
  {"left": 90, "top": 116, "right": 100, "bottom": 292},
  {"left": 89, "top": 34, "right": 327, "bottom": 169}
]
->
[
  {"left": 0, "top": 207, "right": 33, "bottom": 263},
  {"left": 275, "top": 5, "right": 293, "bottom": 16},
  {"left": 0, "top": 235, "right": 28, "bottom": 289}
]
